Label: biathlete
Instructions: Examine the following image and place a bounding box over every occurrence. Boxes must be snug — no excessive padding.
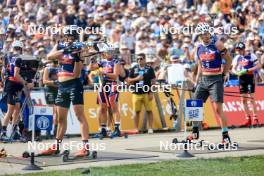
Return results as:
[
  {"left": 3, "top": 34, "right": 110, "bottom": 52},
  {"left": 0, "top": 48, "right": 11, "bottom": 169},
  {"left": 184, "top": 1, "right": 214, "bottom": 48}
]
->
[
  {"left": 40, "top": 26, "right": 90, "bottom": 157},
  {"left": 232, "top": 42, "right": 262, "bottom": 127},
  {"left": 89, "top": 43, "right": 121, "bottom": 138},
  {"left": 189, "top": 23, "right": 233, "bottom": 144}
]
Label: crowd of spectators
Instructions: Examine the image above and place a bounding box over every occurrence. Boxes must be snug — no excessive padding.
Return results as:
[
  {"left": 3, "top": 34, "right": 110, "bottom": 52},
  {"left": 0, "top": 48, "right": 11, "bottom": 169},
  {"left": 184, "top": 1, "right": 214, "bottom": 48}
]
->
[{"left": 1, "top": 0, "right": 264, "bottom": 89}]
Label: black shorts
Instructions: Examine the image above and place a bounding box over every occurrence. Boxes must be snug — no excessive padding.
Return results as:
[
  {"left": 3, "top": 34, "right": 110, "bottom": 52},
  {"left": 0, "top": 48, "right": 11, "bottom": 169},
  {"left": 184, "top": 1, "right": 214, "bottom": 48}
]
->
[
  {"left": 5, "top": 80, "right": 23, "bottom": 105},
  {"left": 45, "top": 87, "right": 58, "bottom": 105},
  {"left": 55, "top": 79, "right": 84, "bottom": 108},
  {"left": 194, "top": 75, "right": 224, "bottom": 103},
  {"left": 239, "top": 74, "right": 255, "bottom": 94}
]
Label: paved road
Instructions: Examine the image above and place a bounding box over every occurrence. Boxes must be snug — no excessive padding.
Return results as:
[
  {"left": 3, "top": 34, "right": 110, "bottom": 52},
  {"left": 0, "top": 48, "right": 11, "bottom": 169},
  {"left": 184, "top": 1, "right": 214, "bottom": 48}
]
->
[{"left": 0, "top": 128, "right": 264, "bottom": 175}]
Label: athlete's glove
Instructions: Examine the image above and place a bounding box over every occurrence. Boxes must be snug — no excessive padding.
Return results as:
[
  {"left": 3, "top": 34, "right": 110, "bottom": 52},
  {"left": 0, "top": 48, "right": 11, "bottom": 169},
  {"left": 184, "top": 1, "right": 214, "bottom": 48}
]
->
[{"left": 236, "top": 69, "right": 248, "bottom": 76}]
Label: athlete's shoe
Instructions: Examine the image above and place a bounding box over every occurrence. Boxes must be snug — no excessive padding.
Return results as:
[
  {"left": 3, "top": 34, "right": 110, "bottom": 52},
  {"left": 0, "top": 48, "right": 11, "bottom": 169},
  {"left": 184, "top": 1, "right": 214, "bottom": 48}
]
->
[
  {"left": 110, "top": 128, "right": 121, "bottom": 138},
  {"left": 94, "top": 128, "right": 108, "bottom": 138},
  {"left": 187, "top": 126, "right": 199, "bottom": 142},
  {"left": 39, "top": 143, "right": 60, "bottom": 155},
  {"left": 252, "top": 118, "right": 260, "bottom": 128},
  {"left": 0, "top": 133, "right": 9, "bottom": 142},
  {"left": 241, "top": 117, "right": 251, "bottom": 127},
  {"left": 222, "top": 131, "right": 231, "bottom": 144},
  {"left": 101, "top": 128, "right": 107, "bottom": 137},
  {"left": 12, "top": 131, "right": 21, "bottom": 140},
  {"left": 74, "top": 144, "right": 89, "bottom": 157}
]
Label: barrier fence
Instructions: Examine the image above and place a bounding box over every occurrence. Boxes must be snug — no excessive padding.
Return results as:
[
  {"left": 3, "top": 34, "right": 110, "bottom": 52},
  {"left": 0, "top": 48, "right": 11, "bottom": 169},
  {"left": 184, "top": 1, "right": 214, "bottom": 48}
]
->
[{"left": 25, "top": 86, "right": 264, "bottom": 134}]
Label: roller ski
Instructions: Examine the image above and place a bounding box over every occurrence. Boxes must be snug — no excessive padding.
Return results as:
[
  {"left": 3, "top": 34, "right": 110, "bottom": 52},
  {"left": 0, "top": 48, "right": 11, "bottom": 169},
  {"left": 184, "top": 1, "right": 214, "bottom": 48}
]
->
[
  {"left": 172, "top": 127, "right": 205, "bottom": 148},
  {"left": 62, "top": 147, "right": 97, "bottom": 162},
  {"left": 208, "top": 132, "right": 239, "bottom": 150},
  {"left": 22, "top": 143, "right": 61, "bottom": 158}
]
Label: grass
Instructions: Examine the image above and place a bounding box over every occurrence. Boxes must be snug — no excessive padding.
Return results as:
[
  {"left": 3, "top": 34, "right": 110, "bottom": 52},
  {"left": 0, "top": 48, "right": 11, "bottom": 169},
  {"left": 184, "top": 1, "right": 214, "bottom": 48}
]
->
[{"left": 10, "top": 155, "right": 264, "bottom": 176}]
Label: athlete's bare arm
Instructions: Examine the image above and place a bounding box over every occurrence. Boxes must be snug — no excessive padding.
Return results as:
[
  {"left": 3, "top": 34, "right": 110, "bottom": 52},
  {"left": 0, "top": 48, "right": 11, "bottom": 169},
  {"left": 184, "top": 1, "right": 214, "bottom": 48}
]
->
[
  {"left": 47, "top": 44, "right": 63, "bottom": 61},
  {"left": 43, "top": 67, "right": 56, "bottom": 86},
  {"left": 104, "top": 63, "right": 120, "bottom": 80}
]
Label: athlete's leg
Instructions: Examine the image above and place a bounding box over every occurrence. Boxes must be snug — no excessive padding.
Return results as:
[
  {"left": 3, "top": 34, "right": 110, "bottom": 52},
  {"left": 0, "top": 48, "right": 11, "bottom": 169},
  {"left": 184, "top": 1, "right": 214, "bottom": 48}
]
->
[
  {"left": 188, "top": 82, "right": 209, "bottom": 140},
  {"left": 73, "top": 104, "right": 90, "bottom": 157},
  {"left": 241, "top": 94, "right": 251, "bottom": 117},
  {"left": 73, "top": 105, "right": 89, "bottom": 140},
  {"left": 1, "top": 104, "right": 15, "bottom": 138},
  {"left": 239, "top": 76, "right": 252, "bottom": 126},
  {"left": 210, "top": 78, "right": 231, "bottom": 143},
  {"left": 11, "top": 102, "right": 21, "bottom": 126},
  {"left": 56, "top": 106, "right": 68, "bottom": 140}
]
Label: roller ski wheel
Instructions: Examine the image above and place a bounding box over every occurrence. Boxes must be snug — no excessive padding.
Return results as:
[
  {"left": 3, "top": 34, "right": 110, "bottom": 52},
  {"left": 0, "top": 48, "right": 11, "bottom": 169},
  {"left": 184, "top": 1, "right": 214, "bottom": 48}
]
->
[
  {"left": 124, "top": 133, "right": 128, "bottom": 139},
  {"left": 172, "top": 138, "right": 178, "bottom": 144},
  {"left": 22, "top": 151, "right": 30, "bottom": 158},
  {"left": 91, "top": 151, "right": 97, "bottom": 159}
]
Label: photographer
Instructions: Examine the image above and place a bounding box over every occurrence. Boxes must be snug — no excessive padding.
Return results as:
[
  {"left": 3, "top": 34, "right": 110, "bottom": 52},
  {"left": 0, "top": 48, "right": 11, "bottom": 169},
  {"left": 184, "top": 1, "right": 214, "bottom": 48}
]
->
[{"left": 127, "top": 53, "right": 156, "bottom": 134}]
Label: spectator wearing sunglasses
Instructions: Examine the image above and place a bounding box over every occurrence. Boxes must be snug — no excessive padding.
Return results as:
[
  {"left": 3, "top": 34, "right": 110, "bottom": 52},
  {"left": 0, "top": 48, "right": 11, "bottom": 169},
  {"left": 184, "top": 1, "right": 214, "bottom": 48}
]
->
[{"left": 127, "top": 53, "right": 156, "bottom": 134}]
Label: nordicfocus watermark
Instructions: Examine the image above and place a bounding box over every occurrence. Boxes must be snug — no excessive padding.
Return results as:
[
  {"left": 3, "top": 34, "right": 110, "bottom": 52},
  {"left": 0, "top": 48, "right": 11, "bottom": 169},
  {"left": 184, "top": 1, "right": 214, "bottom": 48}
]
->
[
  {"left": 160, "top": 25, "right": 239, "bottom": 36},
  {"left": 92, "top": 84, "right": 172, "bottom": 93},
  {"left": 27, "top": 141, "right": 106, "bottom": 151},
  {"left": 28, "top": 24, "right": 104, "bottom": 36},
  {"left": 160, "top": 141, "right": 239, "bottom": 151}
]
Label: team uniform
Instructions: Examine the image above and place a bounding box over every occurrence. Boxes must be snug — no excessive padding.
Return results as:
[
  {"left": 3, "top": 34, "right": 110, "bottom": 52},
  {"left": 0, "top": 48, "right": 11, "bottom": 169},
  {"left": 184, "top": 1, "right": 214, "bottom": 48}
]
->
[
  {"left": 55, "top": 43, "right": 84, "bottom": 108},
  {"left": 4, "top": 55, "right": 24, "bottom": 105},
  {"left": 195, "top": 39, "right": 224, "bottom": 103},
  {"left": 232, "top": 53, "right": 258, "bottom": 94},
  {"left": 97, "top": 59, "right": 119, "bottom": 106},
  {"left": 45, "top": 66, "right": 59, "bottom": 105},
  {"left": 129, "top": 65, "right": 156, "bottom": 112}
]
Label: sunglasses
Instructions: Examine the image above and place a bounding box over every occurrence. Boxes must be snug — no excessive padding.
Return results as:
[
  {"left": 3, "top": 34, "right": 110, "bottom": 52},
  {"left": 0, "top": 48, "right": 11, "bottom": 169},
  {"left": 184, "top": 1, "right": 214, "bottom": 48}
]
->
[{"left": 137, "top": 57, "right": 144, "bottom": 61}]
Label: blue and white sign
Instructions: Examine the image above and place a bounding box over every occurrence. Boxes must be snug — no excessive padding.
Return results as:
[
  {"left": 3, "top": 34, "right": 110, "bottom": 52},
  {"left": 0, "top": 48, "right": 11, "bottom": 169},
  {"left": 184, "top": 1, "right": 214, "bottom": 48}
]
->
[
  {"left": 35, "top": 115, "right": 53, "bottom": 131},
  {"left": 185, "top": 99, "right": 203, "bottom": 121},
  {"left": 29, "top": 106, "right": 53, "bottom": 131}
]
